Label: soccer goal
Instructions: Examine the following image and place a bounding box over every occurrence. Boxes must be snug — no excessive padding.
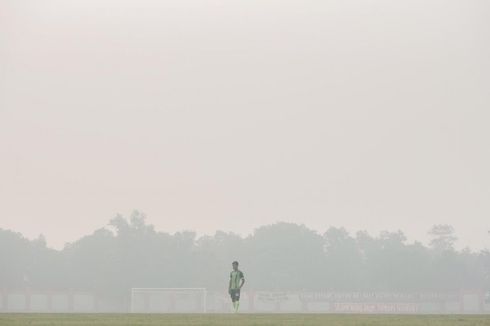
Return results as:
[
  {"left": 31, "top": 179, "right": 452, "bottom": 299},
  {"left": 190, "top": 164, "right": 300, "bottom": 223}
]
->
[{"left": 130, "top": 288, "right": 207, "bottom": 313}]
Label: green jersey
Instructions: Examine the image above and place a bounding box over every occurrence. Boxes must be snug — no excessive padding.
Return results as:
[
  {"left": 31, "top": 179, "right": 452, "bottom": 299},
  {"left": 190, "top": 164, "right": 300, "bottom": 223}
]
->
[{"left": 230, "top": 270, "right": 244, "bottom": 290}]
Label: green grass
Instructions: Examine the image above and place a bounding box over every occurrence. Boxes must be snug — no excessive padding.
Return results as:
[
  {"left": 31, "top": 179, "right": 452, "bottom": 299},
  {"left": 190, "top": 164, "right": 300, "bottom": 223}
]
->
[
  {"left": 0, "top": 314, "right": 489, "bottom": 326},
  {"left": 0, "top": 314, "right": 490, "bottom": 326}
]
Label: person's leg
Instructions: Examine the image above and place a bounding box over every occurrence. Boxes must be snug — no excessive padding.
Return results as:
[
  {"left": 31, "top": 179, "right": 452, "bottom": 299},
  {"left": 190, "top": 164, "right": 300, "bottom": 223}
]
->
[
  {"left": 234, "top": 290, "right": 241, "bottom": 312},
  {"left": 231, "top": 290, "right": 237, "bottom": 311}
]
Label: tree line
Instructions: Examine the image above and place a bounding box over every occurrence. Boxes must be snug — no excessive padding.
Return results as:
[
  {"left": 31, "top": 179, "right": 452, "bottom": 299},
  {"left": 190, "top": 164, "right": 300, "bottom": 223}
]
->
[{"left": 1, "top": 211, "right": 489, "bottom": 300}]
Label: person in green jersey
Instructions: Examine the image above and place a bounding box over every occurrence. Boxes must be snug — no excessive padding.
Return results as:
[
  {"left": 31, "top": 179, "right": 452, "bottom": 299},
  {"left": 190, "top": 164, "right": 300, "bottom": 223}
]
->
[{"left": 228, "top": 261, "right": 245, "bottom": 313}]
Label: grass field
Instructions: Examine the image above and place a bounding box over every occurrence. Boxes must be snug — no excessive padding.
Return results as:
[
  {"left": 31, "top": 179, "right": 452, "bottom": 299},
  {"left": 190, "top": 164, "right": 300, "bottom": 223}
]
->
[{"left": 0, "top": 314, "right": 489, "bottom": 326}]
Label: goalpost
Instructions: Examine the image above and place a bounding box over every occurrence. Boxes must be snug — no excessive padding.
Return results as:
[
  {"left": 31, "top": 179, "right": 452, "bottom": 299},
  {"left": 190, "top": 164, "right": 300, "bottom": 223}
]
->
[{"left": 130, "top": 288, "right": 207, "bottom": 313}]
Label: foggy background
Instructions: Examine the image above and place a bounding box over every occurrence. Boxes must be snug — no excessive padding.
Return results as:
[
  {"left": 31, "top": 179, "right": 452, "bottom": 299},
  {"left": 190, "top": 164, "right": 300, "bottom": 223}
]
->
[
  {"left": 1, "top": 0, "right": 490, "bottom": 314},
  {"left": 1, "top": 0, "right": 490, "bottom": 251},
  {"left": 0, "top": 211, "right": 489, "bottom": 313}
]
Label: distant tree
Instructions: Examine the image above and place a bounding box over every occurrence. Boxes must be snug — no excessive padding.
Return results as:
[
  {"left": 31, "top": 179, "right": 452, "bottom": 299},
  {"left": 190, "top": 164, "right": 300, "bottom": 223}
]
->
[
  {"left": 0, "top": 229, "right": 32, "bottom": 289},
  {"left": 247, "top": 222, "right": 325, "bottom": 290},
  {"left": 429, "top": 224, "right": 457, "bottom": 251},
  {"left": 323, "top": 227, "right": 362, "bottom": 289},
  {"left": 0, "top": 215, "right": 488, "bottom": 301},
  {"left": 0, "top": 229, "right": 60, "bottom": 290},
  {"left": 195, "top": 231, "right": 244, "bottom": 289}
]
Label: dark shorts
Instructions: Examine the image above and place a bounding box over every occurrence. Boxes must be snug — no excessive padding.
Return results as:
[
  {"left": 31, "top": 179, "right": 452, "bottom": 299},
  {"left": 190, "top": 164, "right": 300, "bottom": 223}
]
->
[{"left": 230, "top": 289, "right": 241, "bottom": 302}]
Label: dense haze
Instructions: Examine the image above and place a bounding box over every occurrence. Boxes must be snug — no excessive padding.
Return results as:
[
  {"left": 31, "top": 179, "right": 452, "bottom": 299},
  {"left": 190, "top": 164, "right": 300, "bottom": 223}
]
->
[
  {"left": 1, "top": 0, "right": 490, "bottom": 252},
  {"left": 1, "top": 212, "right": 489, "bottom": 300}
]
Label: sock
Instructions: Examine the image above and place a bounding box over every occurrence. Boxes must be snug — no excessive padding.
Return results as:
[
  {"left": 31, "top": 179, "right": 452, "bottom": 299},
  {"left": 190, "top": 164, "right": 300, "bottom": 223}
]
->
[{"left": 235, "top": 301, "right": 240, "bottom": 312}]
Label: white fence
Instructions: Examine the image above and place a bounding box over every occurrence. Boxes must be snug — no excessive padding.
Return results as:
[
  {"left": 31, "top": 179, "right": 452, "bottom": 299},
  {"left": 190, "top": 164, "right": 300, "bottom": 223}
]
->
[
  {"left": 0, "top": 290, "right": 97, "bottom": 313},
  {"left": 1, "top": 289, "right": 488, "bottom": 313}
]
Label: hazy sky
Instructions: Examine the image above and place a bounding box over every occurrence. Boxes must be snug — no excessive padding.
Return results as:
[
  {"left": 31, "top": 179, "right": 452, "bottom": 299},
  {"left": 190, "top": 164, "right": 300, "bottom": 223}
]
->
[{"left": 1, "top": 0, "right": 489, "bottom": 250}]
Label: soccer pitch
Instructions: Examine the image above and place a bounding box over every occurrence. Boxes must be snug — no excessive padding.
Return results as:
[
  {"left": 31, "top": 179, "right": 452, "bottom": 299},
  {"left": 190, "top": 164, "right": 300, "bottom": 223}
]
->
[{"left": 0, "top": 314, "right": 489, "bottom": 326}]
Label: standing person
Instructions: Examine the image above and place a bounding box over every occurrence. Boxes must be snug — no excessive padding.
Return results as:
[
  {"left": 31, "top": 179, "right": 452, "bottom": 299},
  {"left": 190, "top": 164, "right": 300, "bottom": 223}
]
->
[{"left": 228, "top": 261, "right": 245, "bottom": 313}]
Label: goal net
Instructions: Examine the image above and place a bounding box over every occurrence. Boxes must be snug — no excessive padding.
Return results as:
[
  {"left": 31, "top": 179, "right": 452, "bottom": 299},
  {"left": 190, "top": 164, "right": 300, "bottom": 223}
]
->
[{"left": 130, "top": 288, "right": 207, "bottom": 313}]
